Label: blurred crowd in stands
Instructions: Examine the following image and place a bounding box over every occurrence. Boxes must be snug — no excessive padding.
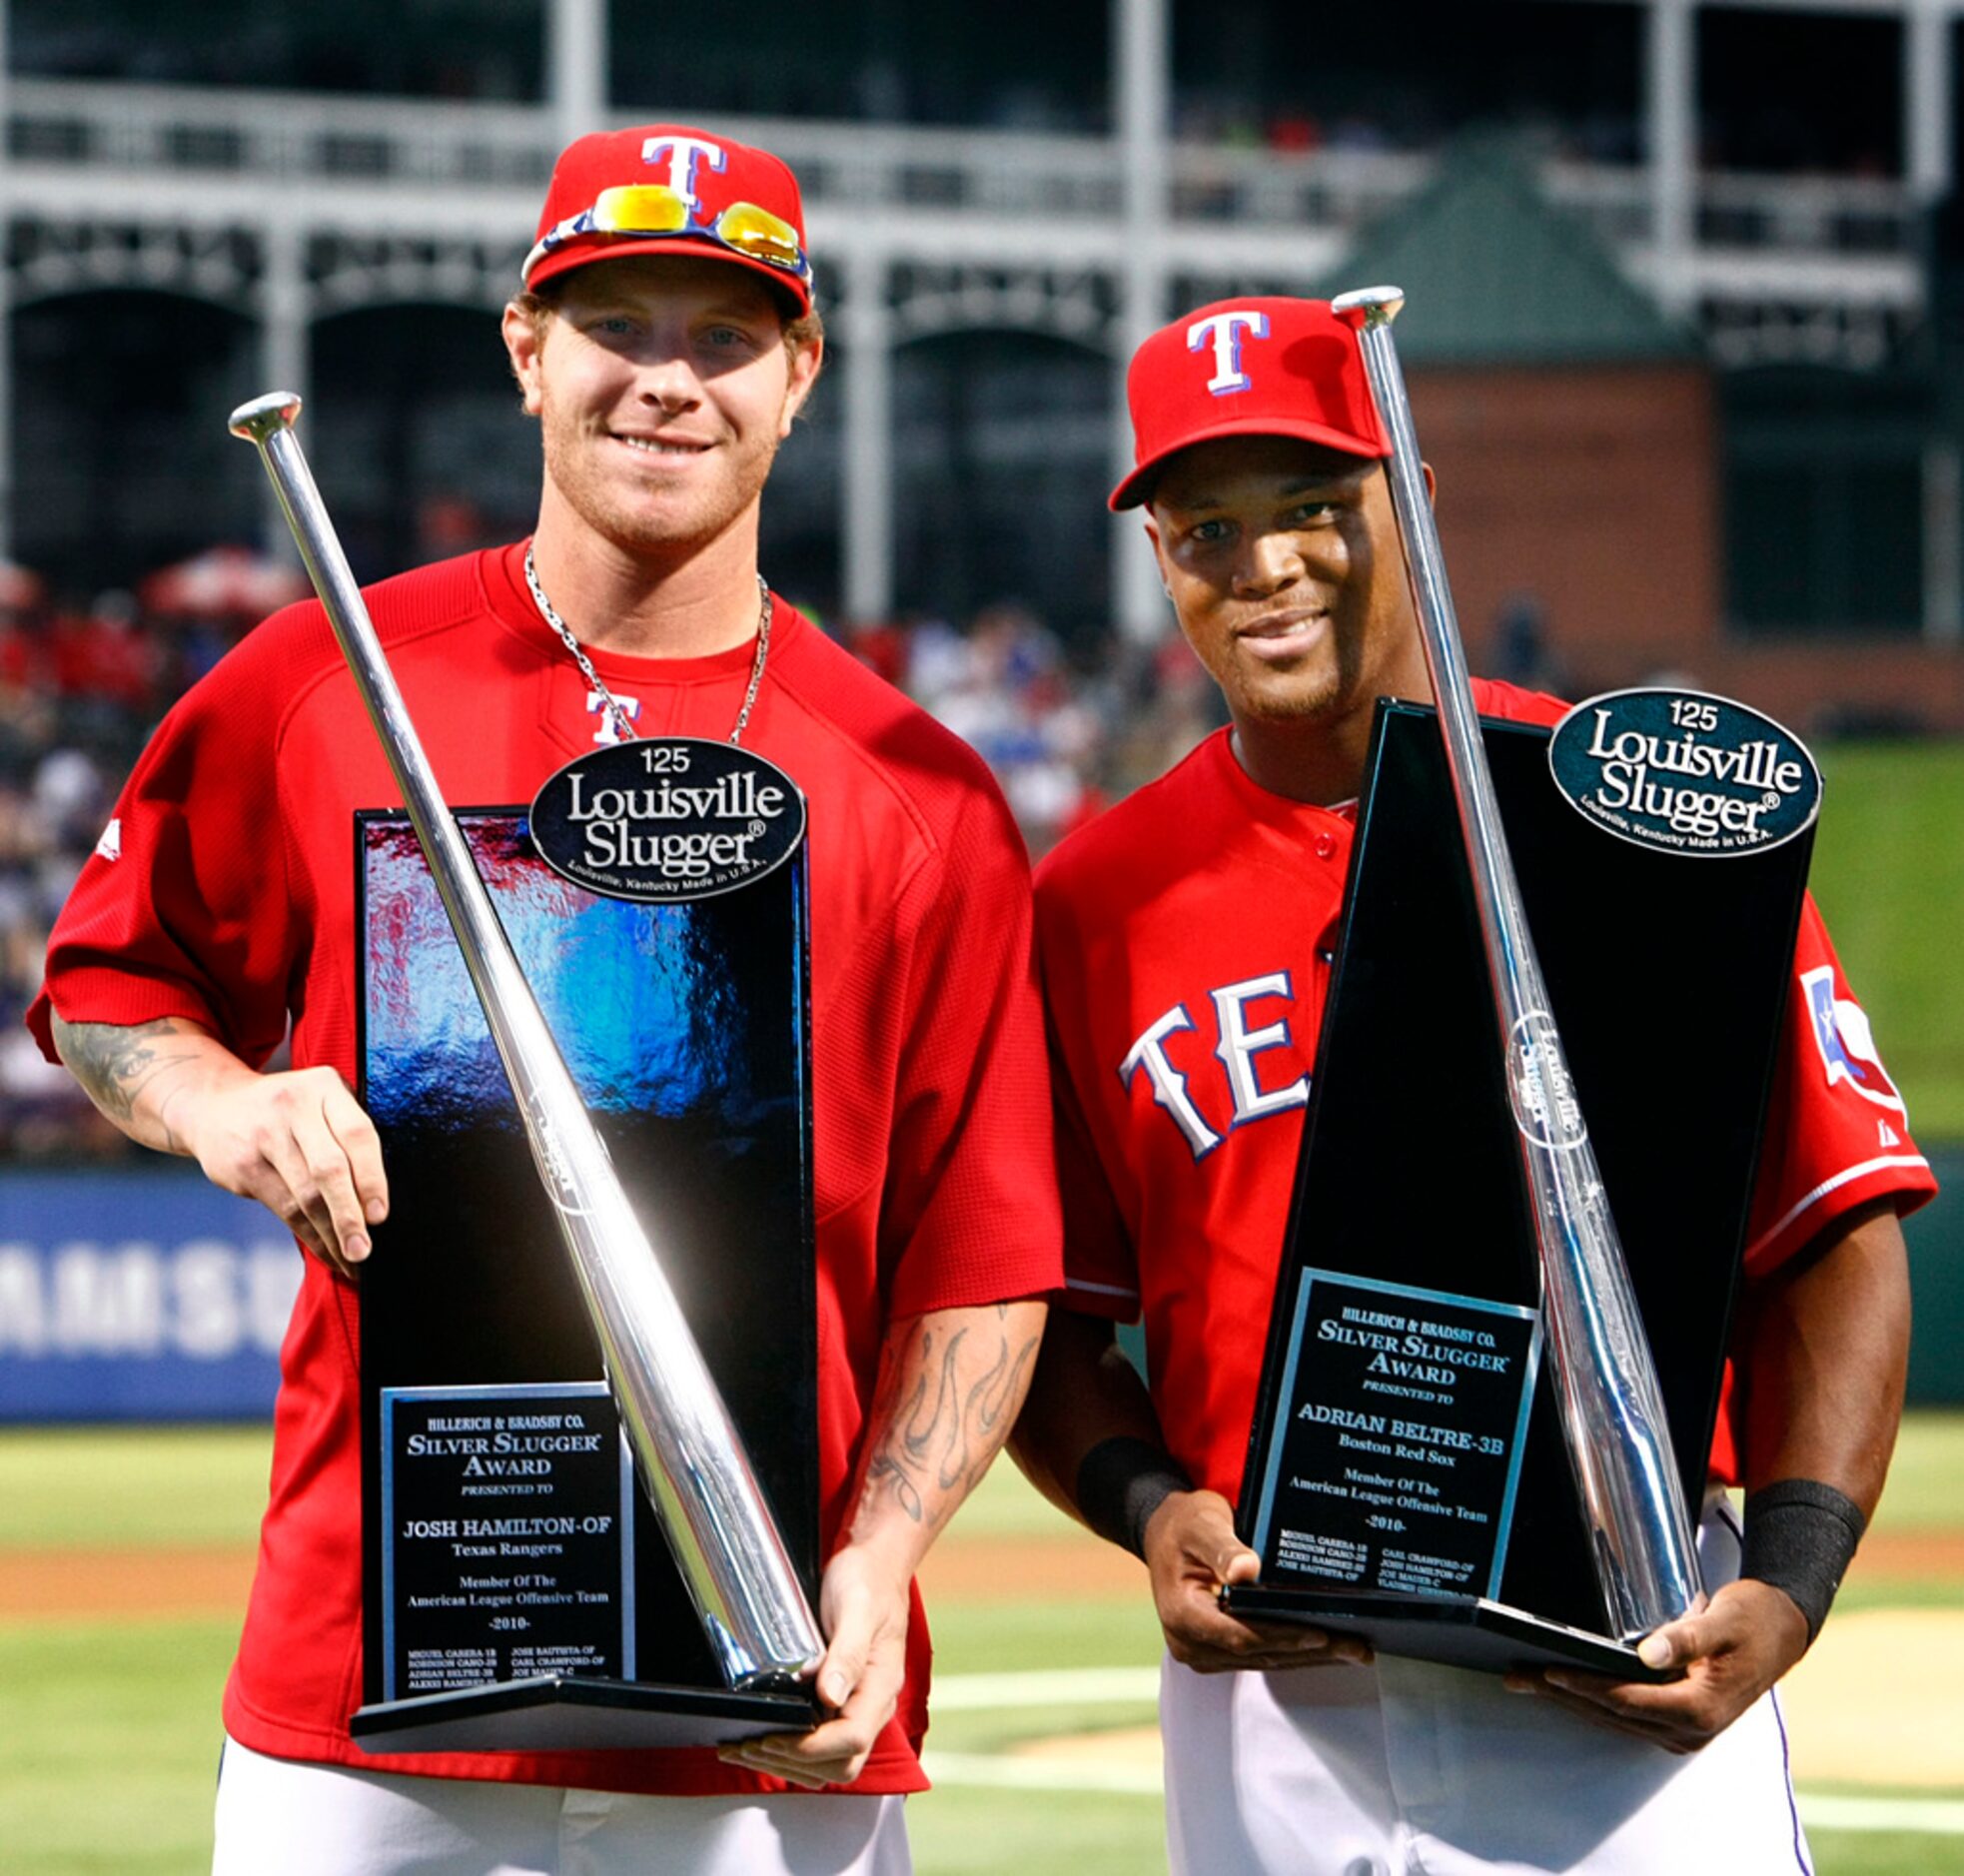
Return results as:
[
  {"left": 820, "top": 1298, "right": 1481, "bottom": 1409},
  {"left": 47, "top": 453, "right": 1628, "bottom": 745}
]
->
[
  {"left": 0, "top": 558, "right": 1228, "bottom": 1163},
  {"left": 840, "top": 601, "right": 1224, "bottom": 845},
  {"left": 0, "top": 552, "right": 318, "bottom": 1161}
]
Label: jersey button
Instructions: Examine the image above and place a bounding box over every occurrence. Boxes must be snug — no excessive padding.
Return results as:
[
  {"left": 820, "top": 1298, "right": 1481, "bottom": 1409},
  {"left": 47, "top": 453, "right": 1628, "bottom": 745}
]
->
[{"left": 1314, "top": 832, "right": 1339, "bottom": 860}]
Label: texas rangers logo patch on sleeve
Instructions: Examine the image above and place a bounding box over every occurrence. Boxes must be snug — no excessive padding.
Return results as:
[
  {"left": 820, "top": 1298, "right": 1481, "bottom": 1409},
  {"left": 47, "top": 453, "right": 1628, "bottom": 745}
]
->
[{"left": 1801, "top": 965, "right": 1905, "bottom": 1113}]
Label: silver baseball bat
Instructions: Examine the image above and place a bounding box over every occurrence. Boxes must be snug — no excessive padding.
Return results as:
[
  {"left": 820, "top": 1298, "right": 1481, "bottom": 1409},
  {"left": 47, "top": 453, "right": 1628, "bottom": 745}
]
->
[
  {"left": 1330, "top": 291, "right": 1703, "bottom": 1640},
  {"left": 230, "top": 392, "right": 824, "bottom": 1689}
]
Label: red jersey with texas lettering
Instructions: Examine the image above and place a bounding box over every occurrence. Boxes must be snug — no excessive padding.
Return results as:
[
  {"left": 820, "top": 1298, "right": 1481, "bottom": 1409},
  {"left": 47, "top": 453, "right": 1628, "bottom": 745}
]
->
[
  {"left": 30, "top": 541, "right": 1062, "bottom": 1796},
  {"left": 1034, "top": 678, "right": 1935, "bottom": 1504}
]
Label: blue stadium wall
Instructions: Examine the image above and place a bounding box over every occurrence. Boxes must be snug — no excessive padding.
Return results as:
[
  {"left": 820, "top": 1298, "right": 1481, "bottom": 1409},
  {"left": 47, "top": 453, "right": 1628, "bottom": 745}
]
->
[
  {"left": 0, "top": 1166, "right": 299, "bottom": 1418},
  {"left": 2, "top": 1152, "right": 1962, "bottom": 1419}
]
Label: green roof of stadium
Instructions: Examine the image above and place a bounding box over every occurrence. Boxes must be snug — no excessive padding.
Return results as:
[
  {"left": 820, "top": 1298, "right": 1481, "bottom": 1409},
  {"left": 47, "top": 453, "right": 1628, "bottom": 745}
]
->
[{"left": 1315, "top": 136, "right": 1699, "bottom": 366}]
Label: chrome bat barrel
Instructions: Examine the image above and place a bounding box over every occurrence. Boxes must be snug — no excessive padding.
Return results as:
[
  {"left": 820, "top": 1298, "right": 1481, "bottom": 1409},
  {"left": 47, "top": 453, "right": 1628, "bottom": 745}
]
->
[
  {"left": 229, "top": 392, "right": 824, "bottom": 1688},
  {"left": 1328, "top": 294, "right": 1703, "bottom": 1640}
]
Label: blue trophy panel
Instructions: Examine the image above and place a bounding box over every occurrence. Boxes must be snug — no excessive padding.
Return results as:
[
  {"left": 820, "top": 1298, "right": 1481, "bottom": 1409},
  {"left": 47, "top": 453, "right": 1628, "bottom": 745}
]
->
[{"left": 353, "top": 808, "right": 817, "bottom": 1746}]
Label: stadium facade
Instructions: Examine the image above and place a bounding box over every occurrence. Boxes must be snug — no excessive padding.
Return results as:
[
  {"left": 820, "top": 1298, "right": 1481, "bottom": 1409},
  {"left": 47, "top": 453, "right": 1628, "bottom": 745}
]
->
[{"left": 2, "top": 0, "right": 1963, "bottom": 716}]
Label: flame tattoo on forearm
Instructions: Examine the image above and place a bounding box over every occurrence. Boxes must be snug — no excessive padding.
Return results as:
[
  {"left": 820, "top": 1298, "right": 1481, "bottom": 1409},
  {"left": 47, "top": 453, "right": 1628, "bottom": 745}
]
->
[{"left": 865, "top": 1305, "right": 1040, "bottom": 1527}]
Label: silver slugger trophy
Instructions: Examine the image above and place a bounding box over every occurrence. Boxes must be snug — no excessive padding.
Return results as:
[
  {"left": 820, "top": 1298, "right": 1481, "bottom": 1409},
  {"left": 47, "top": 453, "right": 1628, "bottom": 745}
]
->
[
  {"left": 1329, "top": 290, "right": 1704, "bottom": 1640},
  {"left": 230, "top": 392, "right": 825, "bottom": 1693}
]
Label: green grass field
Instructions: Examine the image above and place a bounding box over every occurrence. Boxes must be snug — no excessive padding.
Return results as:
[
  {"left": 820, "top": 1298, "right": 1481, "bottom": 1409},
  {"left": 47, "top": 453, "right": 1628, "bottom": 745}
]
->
[
  {"left": 0, "top": 1416, "right": 1958, "bottom": 1873},
  {"left": 1809, "top": 742, "right": 1964, "bottom": 1138}
]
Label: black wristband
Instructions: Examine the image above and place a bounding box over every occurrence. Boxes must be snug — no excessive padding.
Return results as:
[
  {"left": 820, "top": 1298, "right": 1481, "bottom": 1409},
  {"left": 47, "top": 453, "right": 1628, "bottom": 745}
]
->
[
  {"left": 1740, "top": 1478, "right": 1866, "bottom": 1643},
  {"left": 1075, "top": 1436, "right": 1194, "bottom": 1560}
]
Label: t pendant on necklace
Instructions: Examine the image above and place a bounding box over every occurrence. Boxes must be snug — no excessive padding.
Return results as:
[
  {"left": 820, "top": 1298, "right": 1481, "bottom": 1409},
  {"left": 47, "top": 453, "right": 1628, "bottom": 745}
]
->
[{"left": 522, "top": 544, "right": 772, "bottom": 748}]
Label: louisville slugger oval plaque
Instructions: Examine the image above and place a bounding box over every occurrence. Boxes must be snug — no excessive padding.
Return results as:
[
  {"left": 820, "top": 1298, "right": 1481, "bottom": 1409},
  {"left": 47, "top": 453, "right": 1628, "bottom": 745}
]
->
[
  {"left": 530, "top": 739, "right": 806, "bottom": 904},
  {"left": 1547, "top": 689, "right": 1820, "bottom": 859}
]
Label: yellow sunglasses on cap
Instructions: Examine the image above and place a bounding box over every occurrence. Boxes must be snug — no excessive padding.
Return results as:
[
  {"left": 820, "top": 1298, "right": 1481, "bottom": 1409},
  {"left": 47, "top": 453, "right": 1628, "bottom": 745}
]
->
[{"left": 523, "top": 184, "right": 811, "bottom": 287}]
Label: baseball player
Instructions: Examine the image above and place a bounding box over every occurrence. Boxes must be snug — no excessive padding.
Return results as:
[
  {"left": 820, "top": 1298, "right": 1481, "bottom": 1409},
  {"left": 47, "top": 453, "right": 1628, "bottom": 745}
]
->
[
  {"left": 29, "top": 124, "right": 1060, "bottom": 1876},
  {"left": 1011, "top": 295, "right": 1933, "bottom": 1874}
]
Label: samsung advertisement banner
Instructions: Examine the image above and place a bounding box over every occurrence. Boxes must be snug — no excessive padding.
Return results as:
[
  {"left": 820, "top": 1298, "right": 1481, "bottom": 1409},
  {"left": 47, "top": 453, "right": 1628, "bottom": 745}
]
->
[{"left": 0, "top": 1169, "right": 298, "bottom": 1419}]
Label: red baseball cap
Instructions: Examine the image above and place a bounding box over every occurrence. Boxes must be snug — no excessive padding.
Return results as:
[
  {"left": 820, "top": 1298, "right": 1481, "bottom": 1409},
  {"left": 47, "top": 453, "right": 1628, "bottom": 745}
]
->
[
  {"left": 523, "top": 124, "right": 814, "bottom": 314},
  {"left": 1110, "top": 296, "right": 1387, "bottom": 510}
]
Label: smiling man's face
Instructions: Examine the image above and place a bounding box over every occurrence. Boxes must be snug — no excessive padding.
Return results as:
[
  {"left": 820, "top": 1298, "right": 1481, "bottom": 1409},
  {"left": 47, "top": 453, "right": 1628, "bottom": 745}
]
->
[
  {"left": 503, "top": 255, "right": 820, "bottom": 562},
  {"left": 1147, "top": 435, "right": 1427, "bottom": 734}
]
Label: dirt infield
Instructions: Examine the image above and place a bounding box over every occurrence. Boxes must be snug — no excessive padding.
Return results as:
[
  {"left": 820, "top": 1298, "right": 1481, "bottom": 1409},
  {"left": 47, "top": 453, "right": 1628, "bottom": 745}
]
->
[
  {"left": 939, "top": 1525, "right": 1964, "bottom": 1598},
  {"left": 0, "top": 1533, "right": 1145, "bottom": 1622},
  {"left": 0, "top": 1525, "right": 1955, "bottom": 1622},
  {"left": 1846, "top": 1529, "right": 1964, "bottom": 1579},
  {"left": 1781, "top": 1609, "right": 1964, "bottom": 1786},
  {"left": 918, "top": 1536, "right": 1148, "bottom": 1601},
  {"left": 0, "top": 1543, "right": 254, "bottom": 1619}
]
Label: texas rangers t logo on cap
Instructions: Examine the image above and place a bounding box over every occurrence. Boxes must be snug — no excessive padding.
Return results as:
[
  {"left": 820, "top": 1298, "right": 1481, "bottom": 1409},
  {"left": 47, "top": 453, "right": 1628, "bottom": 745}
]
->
[
  {"left": 640, "top": 134, "right": 726, "bottom": 214},
  {"left": 1189, "top": 309, "right": 1271, "bottom": 396},
  {"left": 1109, "top": 296, "right": 1387, "bottom": 509}
]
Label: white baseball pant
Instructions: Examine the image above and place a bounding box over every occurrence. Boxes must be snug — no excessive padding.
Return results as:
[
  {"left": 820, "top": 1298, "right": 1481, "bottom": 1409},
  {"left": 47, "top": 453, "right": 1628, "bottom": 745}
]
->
[
  {"left": 211, "top": 1737, "right": 912, "bottom": 1876},
  {"left": 1161, "top": 1497, "right": 1813, "bottom": 1875}
]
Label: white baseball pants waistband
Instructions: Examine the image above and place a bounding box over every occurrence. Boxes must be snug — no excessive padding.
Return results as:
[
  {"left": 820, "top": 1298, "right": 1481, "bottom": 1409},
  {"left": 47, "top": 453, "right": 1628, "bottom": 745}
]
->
[{"left": 212, "top": 1736, "right": 913, "bottom": 1876}]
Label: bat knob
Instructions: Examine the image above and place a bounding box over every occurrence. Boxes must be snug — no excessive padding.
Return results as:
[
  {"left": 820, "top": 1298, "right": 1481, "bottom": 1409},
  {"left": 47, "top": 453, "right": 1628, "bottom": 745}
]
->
[
  {"left": 229, "top": 392, "right": 304, "bottom": 444},
  {"left": 1331, "top": 286, "right": 1406, "bottom": 329}
]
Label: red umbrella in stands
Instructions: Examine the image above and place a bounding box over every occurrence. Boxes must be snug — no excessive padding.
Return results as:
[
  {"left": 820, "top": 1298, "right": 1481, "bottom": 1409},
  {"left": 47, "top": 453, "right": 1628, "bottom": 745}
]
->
[
  {"left": 138, "top": 546, "right": 311, "bottom": 619},
  {"left": 0, "top": 560, "right": 46, "bottom": 611}
]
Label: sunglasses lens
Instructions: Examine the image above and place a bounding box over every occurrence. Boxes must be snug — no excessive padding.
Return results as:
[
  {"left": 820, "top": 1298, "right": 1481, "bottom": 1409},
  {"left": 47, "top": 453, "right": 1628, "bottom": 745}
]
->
[
  {"left": 590, "top": 185, "right": 690, "bottom": 236},
  {"left": 533, "top": 189, "right": 808, "bottom": 293},
  {"left": 714, "top": 203, "right": 804, "bottom": 272}
]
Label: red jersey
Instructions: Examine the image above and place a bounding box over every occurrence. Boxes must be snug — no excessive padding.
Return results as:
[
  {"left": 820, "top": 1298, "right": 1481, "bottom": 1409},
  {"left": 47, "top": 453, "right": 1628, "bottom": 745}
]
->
[
  {"left": 1034, "top": 680, "right": 1934, "bottom": 1505},
  {"left": 31, "top": 542, "right": 1063, "bottom": 1795}
]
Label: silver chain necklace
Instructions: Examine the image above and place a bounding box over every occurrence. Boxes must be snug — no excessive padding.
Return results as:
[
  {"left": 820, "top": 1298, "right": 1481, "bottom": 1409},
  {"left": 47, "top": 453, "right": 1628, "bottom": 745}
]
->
[{"left": 523, "top": 544, "right": 772, "bottom": 747}]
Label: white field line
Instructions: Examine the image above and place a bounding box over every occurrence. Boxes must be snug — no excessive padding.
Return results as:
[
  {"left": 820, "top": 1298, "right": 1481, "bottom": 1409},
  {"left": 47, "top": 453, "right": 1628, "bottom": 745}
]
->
[
  {"left": 929, "top": 1668, "right": 1964, "bottom": 1835},
  {"left": 932, "top": 1667, "right": 1159, "bottom": 1710},
  {"left": 1799, "top": 1794, "right": 1964, "bottom": 1837},
  {"left": 924, "top": 1751, "right": 1163, "bottom": 1796}
]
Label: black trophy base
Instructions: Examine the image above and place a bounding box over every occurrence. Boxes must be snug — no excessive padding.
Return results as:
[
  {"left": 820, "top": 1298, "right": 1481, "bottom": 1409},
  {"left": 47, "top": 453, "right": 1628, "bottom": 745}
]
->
[
  {"left": 1220, "top": 1584, "right": 1673, "bottom": 1682},
  {"left": 351, "top": 1675, "right": 818, "bottom": 1754}
]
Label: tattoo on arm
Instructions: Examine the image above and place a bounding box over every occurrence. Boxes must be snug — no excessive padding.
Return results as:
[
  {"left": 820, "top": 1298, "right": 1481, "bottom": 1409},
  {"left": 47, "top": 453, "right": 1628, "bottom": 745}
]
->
[
  {"left": 865, "top": 1305, "right": 1040, "bottom": 1528},
  {"left": 55, "top": 1017, "right": 206, "bottom": 1144}
]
